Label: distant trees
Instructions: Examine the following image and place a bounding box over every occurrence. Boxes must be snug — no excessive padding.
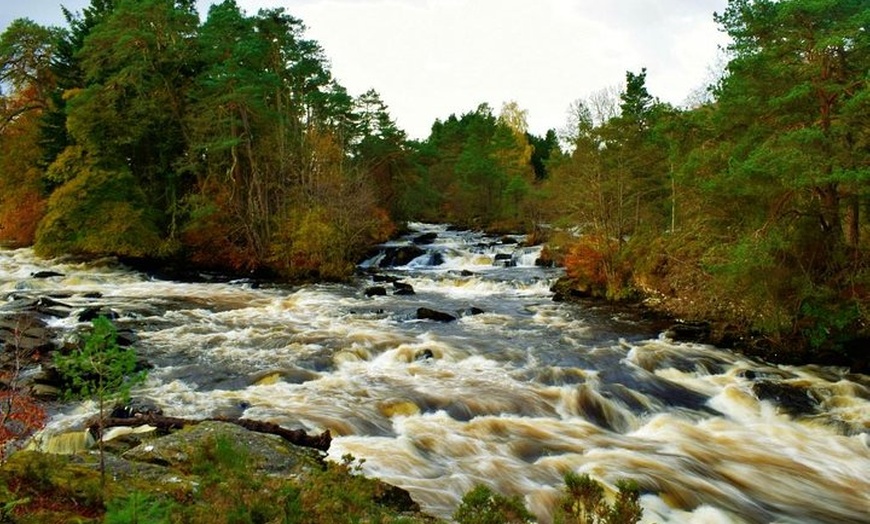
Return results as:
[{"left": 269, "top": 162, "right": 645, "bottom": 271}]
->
[{"left": 402, "top": 101, "right": 549, "bottom": 230}]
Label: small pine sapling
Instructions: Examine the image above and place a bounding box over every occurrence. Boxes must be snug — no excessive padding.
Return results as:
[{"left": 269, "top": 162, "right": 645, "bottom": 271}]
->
[{"left": 53, "top": 315, "right": 146, "bottom": 485}]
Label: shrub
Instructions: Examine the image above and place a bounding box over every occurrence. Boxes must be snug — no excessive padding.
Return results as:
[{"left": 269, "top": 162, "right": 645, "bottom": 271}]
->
[
  {"left": 0, "top": 318, "right": 48, "bottom": 463},
  {"left": 105, "top": 491, "right": 177, "bottom": 524},
  {"left": 453, "top": 484, "right": 534, "bottom": 524},
  {"left": 553, "top": 472, "right": 642, "bottom": 524}
]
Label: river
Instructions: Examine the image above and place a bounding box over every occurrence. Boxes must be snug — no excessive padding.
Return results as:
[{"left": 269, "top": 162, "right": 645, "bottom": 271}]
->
[{"left": 2, "top": 223, "right": 868, "bottom": 523}]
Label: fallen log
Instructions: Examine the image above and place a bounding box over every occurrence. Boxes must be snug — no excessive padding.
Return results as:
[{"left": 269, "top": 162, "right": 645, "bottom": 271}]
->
[{"left": 88, "top": 414, "right": 331, "bottom": 452}]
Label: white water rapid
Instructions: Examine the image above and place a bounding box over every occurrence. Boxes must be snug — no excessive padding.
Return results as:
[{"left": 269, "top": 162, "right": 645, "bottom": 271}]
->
[{"left": 2, "top": 223, "right": 868, "bottom": 523}]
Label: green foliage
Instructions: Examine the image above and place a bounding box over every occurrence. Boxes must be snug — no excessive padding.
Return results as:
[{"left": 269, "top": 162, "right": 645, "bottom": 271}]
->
[
  {"left": 553, "top": 472, "right": 642, "bottom": 524},
  {"left": 105, "top": 491, "right": 177, "bottom": 524},
  {"left": 53, "top": 315, "right": 146, "bottom": 485},
  {"left": 453, "top": 484, "right": 534, "bottom": 524},
  {"left": 0, "top": 450, "right": 105, "bottom": 519},
  {"left": 35, "top": 162, "right": 163, "bottom": 258},
  {"left": 53, "top": 316, "right": 145, "bottom": 404},
  {"left": 190, "top": 433, "right": 252, "bottom": 481}
]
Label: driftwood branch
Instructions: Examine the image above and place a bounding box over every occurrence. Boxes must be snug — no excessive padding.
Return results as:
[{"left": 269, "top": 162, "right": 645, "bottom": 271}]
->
[{"left": 89, "top": 414, "right": 331, "bottom": 452}]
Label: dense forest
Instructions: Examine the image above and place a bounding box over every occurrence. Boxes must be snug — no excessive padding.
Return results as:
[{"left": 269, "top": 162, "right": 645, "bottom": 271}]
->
[{"left": 1, "top": 0, "right": 868, "bottom": 361}]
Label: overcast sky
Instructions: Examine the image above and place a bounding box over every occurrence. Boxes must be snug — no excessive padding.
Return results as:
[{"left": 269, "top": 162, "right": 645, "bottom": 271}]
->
[{"left": 2, "top": 0, "right": 731, "bottom": 139}]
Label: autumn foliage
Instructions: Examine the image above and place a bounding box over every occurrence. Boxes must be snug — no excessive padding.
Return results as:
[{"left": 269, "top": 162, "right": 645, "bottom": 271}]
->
[{"left": 0, "top": 390, "right": 47, "bottom": 462}]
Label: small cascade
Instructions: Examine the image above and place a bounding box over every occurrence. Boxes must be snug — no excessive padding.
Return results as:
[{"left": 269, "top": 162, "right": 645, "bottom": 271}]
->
[{"left": 28, "top": 430, "right": 94, "bottom": 455}]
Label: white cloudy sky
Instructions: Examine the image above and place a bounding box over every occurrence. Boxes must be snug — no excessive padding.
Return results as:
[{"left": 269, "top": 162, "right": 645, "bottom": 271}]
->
[{"left": 3, "top": 0, "right": 731, "bottom": 139}]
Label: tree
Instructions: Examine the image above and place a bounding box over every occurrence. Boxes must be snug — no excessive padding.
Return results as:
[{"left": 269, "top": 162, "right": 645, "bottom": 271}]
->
[
  {"left": 352, "top": 88, "right": 409, "bottom": 216},
  {"left": 63, "top": 0, "right": 199, "bottom": 238},
  {"left": 0, "top": 19, "right": 58, "bottom": 244},
  {"left": 35, "top": 162, "right": 163, "bottom": 257},
  {"left": 0, "top": 19, "right": 58, "bottom": 133},
  {"left": 53, "top": 316, "right": 146, "bottom": 485},
  {"left": 703, "top": 0, "right": 870, "bottom": 341}
]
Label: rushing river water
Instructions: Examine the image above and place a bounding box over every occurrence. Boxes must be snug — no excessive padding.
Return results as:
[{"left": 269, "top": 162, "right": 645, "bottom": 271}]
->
[{"left": 2, "top": 223, "right": 869, "bottom": 523}]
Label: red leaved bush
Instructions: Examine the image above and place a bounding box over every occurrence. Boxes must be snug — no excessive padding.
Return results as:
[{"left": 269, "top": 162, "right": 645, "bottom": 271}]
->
[
  {"left": 0, "top": 189, "right": 47, "bottom": 246},
  {"left": 563, "top": 235, "right": 614, "bottom": 291},
  {"left": 0, "top": 389, "right": 47, "bottom": 461}
]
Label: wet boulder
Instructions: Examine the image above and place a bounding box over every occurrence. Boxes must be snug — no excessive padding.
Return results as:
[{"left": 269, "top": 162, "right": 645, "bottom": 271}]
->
[
  {"left": 664, "top": 322, "right": 712, "bottom": 344},
  {"left": 416, "top": 308, "right": 456, "bottom": 323},
  {"left": 0, "top": 313, "right": 55, "bottom": 354},
  {"left": 370, "top": 273, "right": 399, "bottom": 284},
  {"left": 122, "top": 421, "right": 325, "bottom": 474},
  {"left": 752, "top": 381, "right": 820, "bottom": 416},
  {"left": 365, "top": 286, "right": 388, "bottom": 297},
  {"left": 393, "top": 281, "right": 415, "bottom": 296},
  {"left": 412, "top": 232, "right": 438, "bottom": 245},
  {"left": 111, "top": 398, "right": 164, "bottom": 419},
  {"left": 493, "top": 253, "right": 515, "bottom": 267},
  {"left": 427, "top": 252, "right": 445, "bottom": 266},
  {"left": 31, "top": 270, "right": 64, "bottom": 279},
  {"left": 379, "top": 246, "right": 425, "bottom": 268},
  {"left": 35, "top": 296, "right": 73, "bottom": 318},
  {"left": 415, "top": 349, "right": 435, "bottom": 361},
  {"left": 457, "top": 307, "right": 485, "bottom": 317}
]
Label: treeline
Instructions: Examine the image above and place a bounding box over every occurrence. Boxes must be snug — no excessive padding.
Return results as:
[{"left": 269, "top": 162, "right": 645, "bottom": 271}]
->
[
  {"left": 541, "top": 0, "right": 869, "bottom": 358},
  {"left": 1, "top": 0, "right": 868, "bottom": 358},
  {"left": 1, "top": 0, "right": 403, "bottom": 280}
]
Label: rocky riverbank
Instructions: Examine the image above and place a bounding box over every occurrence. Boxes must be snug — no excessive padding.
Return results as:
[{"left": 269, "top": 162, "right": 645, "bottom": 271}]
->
[
  {"left": 2, "top": 420, "right": 435, "bottom": 523},
  {"left": 550, "top": 276, "right": 870, "bottom": 375}
]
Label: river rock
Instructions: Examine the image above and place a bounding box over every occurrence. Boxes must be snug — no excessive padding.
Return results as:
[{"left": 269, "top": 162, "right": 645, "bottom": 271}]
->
[
  {"left": 35, "top": 296, "right": 73, "bottom": 318},
  {"left": 123, "top": 421, "right": 325, "bottom": 475},
  {"left": 416, "top": 308, "right": 456, "bottom": 323},
  {"left": 457, "top": 307, "right": 485, "bottom": 317},
  {"left": 415, "top": 349, "right": 435, "bottom": 361},
  {"left": 378, "top": 246, "right": 425, "bottom": 267},
  {"left": 664, "top": 322, "right": 712, "bottom": 344},
  {"left": 393, "top": 281, "right": 415, "bottom": 295},
  {"left": 751, "top": 381, "right": 819, "bottom": 416},
  {"left": 117, "top": 329, "right": 139, "bottom": 347},
  {"left": 249, "top": 367, "right": 320, "bottom": 386},
  {"left": 29, "top": 383, "right": 62, "bottom": 400},
  {"left": 427, "top": 252, "right": 445, "bottom": 266},
  {"left": 111, "top": 398, "right": 164, "bottom": 419},
  {"left": 493, "top": 253, "right": 516, "bottom": 267},
  {"left": 31, "top": 270, "right": 65, "bottom": 279},
  {"left": 0, "top": 313, "right": 55, "bottom": 354},
  {"left": 77, "top": 306, "right": 103, "bottom": 323},
  {"left": 412, "top": 232, "right": 438, "bottom": 245},
  {"left": 365, "top": 286, "right": 388, "bottom": 297}
]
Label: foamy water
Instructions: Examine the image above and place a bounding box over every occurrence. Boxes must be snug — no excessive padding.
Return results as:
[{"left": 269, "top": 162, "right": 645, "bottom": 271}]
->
[{"left": 2, "top": 223, "right": 868, "bottom": 523}]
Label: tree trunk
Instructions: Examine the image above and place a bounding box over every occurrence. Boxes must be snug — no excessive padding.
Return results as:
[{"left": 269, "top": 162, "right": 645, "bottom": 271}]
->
[{"left": 845, "top": 193, "right": 859, "bottom": 248}]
